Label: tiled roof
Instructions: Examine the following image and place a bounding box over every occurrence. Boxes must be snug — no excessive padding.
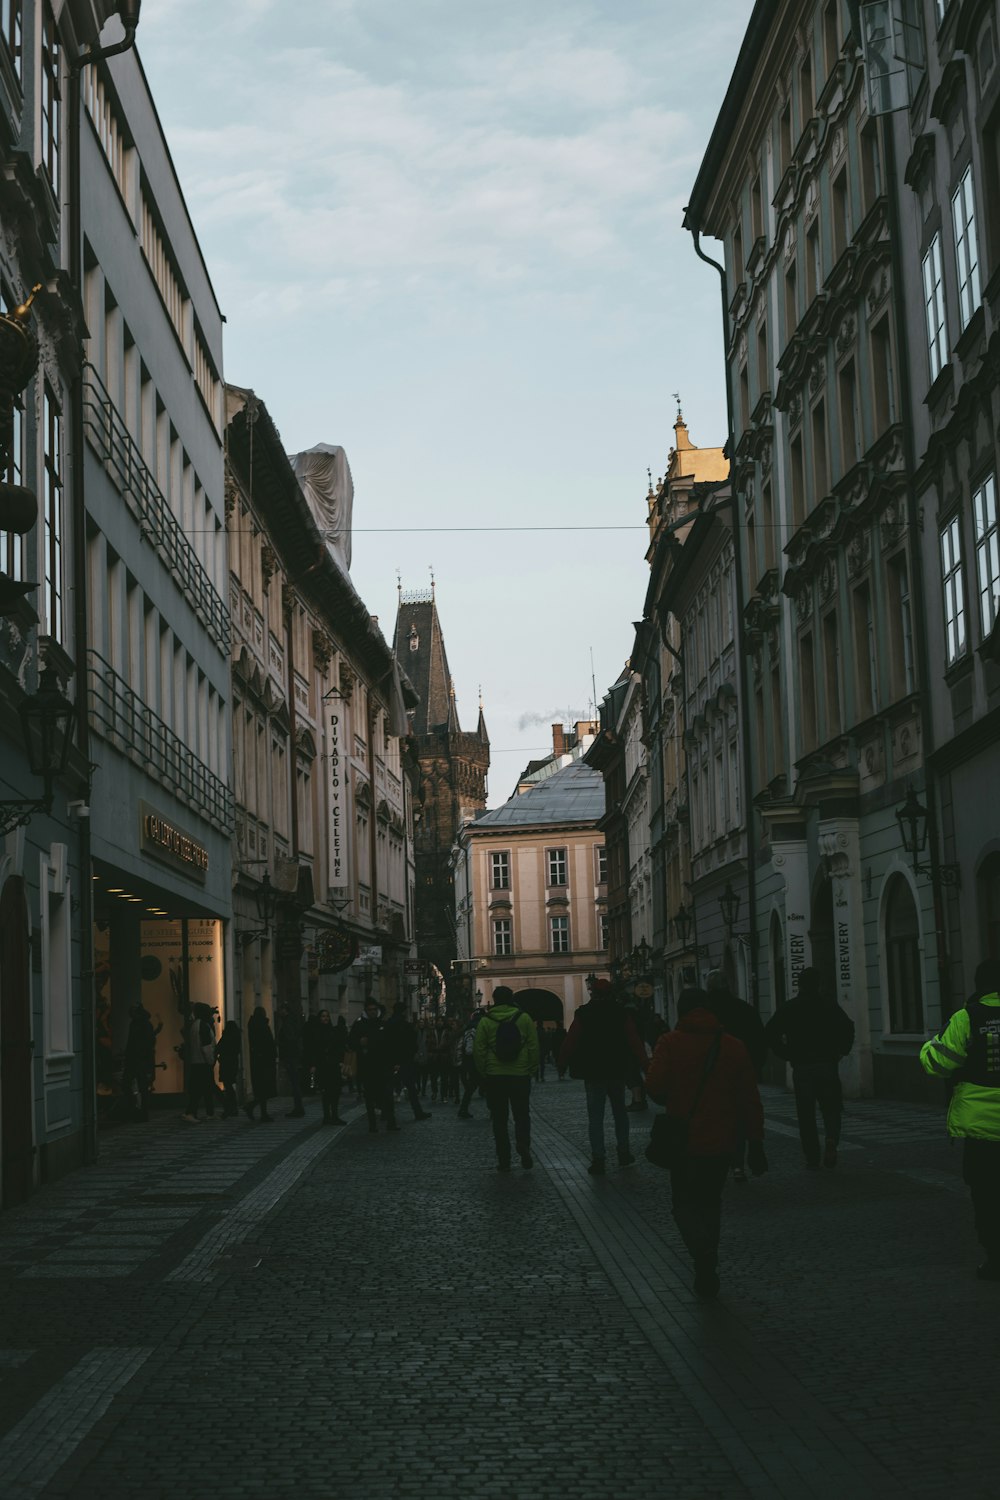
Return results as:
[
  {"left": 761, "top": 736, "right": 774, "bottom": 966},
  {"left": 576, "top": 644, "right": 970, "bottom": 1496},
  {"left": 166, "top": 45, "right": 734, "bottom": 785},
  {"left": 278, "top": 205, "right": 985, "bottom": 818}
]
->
[{"left": 475, "top": 759, "right": 605, "bottom": 828}]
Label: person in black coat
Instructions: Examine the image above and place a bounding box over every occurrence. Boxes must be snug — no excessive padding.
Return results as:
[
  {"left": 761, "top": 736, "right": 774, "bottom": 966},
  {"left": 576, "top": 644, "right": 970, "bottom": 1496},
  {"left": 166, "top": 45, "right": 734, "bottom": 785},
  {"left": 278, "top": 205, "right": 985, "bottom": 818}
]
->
[
  {"left": 764, "top": 966, "right": 855, "bottom": 1169},
  {"left": 122, "top": 1004, "right": 160, "bottom": 1120},
  {"left": 350, "top": 999, "right": 398, "bottom": 1132},
  {"left": 215, "top": 1020, "right": 242, "bottom": 1118},
  {"left": 385, "top": 1002, "right": 432, "bottom": 1122},
  {"left": 313, "top": 1009, "right": 347, "bottom": 1124},
  {"left": 244, "top": 1007, "right": 277, "bottom": 1122},
  {"left": 559, "top": 980, "right": 649, "bottom": 1173}
]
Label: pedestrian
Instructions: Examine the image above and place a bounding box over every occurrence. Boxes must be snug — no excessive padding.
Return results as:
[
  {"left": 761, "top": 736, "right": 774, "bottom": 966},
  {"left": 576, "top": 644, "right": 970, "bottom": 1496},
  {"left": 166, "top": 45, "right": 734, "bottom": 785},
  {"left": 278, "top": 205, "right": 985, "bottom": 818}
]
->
[
  {"left": 182, "top": 1003, "right": 217, "bottom": 1121},
  {"left": 550, "top": 1022, "right": 568, "bottom": 1080},
  {"left": 314, "top": 1009, "right": 347, "bottom": 1125},
  {"left": 215, "top": 1019, "right": 242, "bottom": 1117},
  {"left": 385, "top": 1001, "right": 432, "bottom": 1121},
  {"left": 764, "top": 967, "right": 854, "bottom": 1169},
  {"left": 350, "top": 998, "right": 399, "bottom": 1133},
  {"left": 645, "top": 988, "right": 767, "bottom": 1297},
  {"left": 436, "top": 1020, "right": 457, "bottom": 1102},
  {"left": 705, "top": 969, "right": 768, "bottom": 1182},
  {"left": 122, "top": 1003, "right": 160, "bottom": 1121},
  {"left": 624, "top": 996, "right": 649, "bottom": 1113},
  {"left": 559, "top": 978, "right": 649, "bottom": 1174},
  {"left": 457, "top": 1010, "right": 483, "bottom": 1118},
  {"left": 277, "top": 1004, "right": 306, "bottom": 1118},
  {"left": 416, "top": 1021, "right": 432, "bottom": 1098},
  {"left": 335, "top": 1015, "right": 355, "bottom": 1093},
  {"left": 473, "top": 985, "right": 539, "bottom": 1171},
  {"left": 303, "top": 1008, "right": 324, "bottom": 1095},
  {"left": 244, "top": 1006, "right": 277, "bottom": 1122},
  {"left": 920, "top": 958, "right": 1000, "bottom": 1281}
]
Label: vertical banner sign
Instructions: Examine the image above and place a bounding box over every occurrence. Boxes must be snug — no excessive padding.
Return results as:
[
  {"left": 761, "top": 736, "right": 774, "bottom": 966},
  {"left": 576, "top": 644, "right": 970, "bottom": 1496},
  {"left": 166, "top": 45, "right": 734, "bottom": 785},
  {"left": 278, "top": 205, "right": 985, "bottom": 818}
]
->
[{"left": 329, "top": 711, "right": 347, "bottom": 891}]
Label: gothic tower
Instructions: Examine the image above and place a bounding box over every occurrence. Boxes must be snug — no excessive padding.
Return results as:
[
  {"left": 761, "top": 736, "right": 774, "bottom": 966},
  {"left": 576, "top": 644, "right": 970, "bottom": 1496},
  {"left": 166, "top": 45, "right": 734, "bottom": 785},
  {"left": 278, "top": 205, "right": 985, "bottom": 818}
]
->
[{"left": 393, "top": 585, "right": 490, "bottom": 1003}]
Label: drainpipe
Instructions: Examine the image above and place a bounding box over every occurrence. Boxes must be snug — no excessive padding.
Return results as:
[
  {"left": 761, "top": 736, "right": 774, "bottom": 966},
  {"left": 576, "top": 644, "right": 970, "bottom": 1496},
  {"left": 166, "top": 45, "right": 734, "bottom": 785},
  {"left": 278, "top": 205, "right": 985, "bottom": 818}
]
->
[
  {"left": 69, "top": 7, "right": 141, "bottom": 1166},
  {"left": 685, "top": 224, "right": 760, "bottom": 1010}
]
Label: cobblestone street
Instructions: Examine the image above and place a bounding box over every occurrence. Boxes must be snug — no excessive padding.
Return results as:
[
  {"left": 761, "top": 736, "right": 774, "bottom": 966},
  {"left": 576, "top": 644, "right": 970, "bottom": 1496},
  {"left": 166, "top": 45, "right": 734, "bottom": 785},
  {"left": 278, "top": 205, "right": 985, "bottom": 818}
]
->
[{"left": 0, "top": 1079, "right": 994, "bottom": 1499}]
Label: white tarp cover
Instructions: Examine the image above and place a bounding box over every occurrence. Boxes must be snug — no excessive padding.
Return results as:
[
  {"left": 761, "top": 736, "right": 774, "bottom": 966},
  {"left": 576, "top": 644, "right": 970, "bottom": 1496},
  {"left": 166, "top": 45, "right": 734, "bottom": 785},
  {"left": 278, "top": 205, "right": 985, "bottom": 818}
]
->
[{"left": 291, "top": 443, "right": 354, "bottom": 573}]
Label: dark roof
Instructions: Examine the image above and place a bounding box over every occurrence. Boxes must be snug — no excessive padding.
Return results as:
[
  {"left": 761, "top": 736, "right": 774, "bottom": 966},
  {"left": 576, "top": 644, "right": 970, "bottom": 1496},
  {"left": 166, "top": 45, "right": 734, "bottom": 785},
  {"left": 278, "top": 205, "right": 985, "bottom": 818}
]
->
[{"left": 474, "top": 759, "right": 605, "bottom": 829}]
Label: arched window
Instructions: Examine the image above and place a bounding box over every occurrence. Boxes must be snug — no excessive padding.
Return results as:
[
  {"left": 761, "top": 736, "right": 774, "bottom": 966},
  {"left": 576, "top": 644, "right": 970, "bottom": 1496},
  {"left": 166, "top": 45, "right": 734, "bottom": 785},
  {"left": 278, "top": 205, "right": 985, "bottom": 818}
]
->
[{"left": 885, "top": 876, "right": 923, "bottom": 1033}]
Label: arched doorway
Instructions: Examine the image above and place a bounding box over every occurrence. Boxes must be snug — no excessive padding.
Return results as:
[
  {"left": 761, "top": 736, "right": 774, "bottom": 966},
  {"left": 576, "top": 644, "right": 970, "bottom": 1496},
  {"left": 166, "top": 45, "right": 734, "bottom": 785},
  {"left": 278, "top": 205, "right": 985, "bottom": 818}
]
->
[
  {"left": 512, "top": 988, "right": 564, "bottom": 1025},
  {"left": 1, "top": 876, "right": 34, "bottom": 1206},
  {"left": 884, "top": 875, "right": 923, "bottom": 1034},
  {"left": 809, "top": 874, "right": 834, "bottom": 983}
]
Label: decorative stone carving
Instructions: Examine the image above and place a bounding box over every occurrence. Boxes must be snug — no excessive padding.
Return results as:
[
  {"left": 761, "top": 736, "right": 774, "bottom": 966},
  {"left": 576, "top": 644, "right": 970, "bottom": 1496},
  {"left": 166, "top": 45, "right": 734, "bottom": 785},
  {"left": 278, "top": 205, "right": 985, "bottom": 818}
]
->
[
  {"left": 818, "top": 827, "right": 851, "bottom": 877},
  {"left": 788, "top": 391, "right": 803, "bottom": 428},
  {"left": 846, "top": 530, "right": 870, "bottom": 578},
  {"left": 808, "top": 358, "right": 826, "bottom": 395},
  {"left": 832, "top": 126, "right": 846, "bottom": 164},
  {"left": 312, "top": 629, "right": 333, "bottom": 673},
  {"left": 795, "top": 588, "right": 813, "bottom": 626},
  {"left": 260, "top": 543, "right": 279, "bottom": 593},
  {"left": 866, "top": 266, "right": 890, "bottom": 316},
  {"left": 339, "top": 661, "right": 357, "bottom": 696},
  {"left": 835, "top": 314, "right": 856, "bottom": 357},
  {"left": 224, "top": 476, "right": 240, "bottom": 522},
  {"left": 819, "top": 556, "right": 837, "bottom": 602},
  {"left": 880, "top": 498, "right": 906, "bottom": 548},
  {"left": 281, "top": 582, "right": 297, "bottom": 621}
]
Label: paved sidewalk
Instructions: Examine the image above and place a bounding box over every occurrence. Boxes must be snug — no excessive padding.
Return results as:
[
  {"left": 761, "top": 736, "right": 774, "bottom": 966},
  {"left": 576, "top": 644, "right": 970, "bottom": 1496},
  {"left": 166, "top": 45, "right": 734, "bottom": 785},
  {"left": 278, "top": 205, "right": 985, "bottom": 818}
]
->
[{"left": 0, "top": 1079, "right": 992, "bottom": 1498}]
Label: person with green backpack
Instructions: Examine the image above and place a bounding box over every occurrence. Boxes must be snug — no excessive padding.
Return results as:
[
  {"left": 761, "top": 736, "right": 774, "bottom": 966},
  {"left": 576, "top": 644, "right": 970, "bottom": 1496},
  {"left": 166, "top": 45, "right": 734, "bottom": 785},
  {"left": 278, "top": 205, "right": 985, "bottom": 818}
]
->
[{"left": 473, "top": 985, "right": 539, "bottom": 1171}]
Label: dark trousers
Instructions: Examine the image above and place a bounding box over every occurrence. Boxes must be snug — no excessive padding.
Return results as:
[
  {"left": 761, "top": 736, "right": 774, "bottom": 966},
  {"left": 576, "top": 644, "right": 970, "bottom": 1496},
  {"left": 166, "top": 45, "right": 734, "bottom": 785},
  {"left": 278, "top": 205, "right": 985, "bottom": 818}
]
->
[
  {"left": 458, "top": 1059, "right": 479, "bottom": 1114},
  {"left": 792, "top": 1062, "right": 842, "bottom": 1165},
  {"left": 584, "top": 1079, "right": 630, "bottom": 1160},
  {"left": 963, "top": 1138, "right": 1000, "bottom": 1261},
  {"left": 669, "top": 1154, "right": 730, "bottom": 1265},
  {"left": 186, "top": 1063, "right": 215, "bottom": 1116},
  {"left": 220, "top": 1080, "right": 238, "bottom": 1116},
  {"left": 363, "top": 1075, "right": 395, "bottom": 1128},
  {"left": 284, "top": 1061, "right": 304, "bottom": 1111},
  {"left": 485, "top": 1075, "right": 531, "bottom": 1164},
  {"left": 320, "top": 1081, "right": 342, "bottom": 1122}
]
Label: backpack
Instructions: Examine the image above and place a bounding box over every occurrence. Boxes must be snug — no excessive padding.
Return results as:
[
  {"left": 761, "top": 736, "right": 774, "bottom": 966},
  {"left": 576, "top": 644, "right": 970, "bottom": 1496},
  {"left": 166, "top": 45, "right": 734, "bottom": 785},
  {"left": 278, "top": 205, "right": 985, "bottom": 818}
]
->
[{"left": 492, "top": 1010, "right": 524, "bottom": 1064}]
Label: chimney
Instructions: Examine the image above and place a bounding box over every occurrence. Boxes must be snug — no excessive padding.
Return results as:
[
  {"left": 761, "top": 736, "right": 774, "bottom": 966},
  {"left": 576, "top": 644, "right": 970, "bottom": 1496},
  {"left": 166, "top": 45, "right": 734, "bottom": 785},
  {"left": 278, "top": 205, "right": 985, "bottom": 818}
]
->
[{"left": 551, "top": 723, "right": 565, "bottom": 756}]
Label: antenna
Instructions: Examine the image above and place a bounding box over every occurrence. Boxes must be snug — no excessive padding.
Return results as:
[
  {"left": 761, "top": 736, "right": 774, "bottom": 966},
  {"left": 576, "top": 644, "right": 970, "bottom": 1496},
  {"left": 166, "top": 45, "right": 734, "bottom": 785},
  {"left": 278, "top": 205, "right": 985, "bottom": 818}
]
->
[{"left": 590, "top": 647, "right": 598, "bottom": 720}]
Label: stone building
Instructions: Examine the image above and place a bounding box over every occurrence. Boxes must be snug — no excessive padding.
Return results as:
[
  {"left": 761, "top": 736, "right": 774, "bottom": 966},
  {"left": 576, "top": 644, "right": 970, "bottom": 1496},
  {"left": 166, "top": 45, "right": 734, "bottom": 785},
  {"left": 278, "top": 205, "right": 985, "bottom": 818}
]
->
[
  {"left": 884, "top": 0, "right": 1000, "bottom": 1002},
  {"left": 686, "top": 0, "right": 938, "bottom": 1096},
  {"left": 453, "top": 727, "right": 607, "bottom": 1025},
  {"left": 393, "top": 586, "right": 489, "bottom": 1010},
  {"left": 225, "top": 391, "right": 418, "bottom": 1027}
]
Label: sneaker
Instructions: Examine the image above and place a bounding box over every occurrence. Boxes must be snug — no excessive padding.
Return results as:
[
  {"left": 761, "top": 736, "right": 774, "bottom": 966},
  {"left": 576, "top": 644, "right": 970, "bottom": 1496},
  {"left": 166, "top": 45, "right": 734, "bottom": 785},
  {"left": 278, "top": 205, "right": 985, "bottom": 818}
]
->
[
  {"left": 732, "top": 1167, "right": 747, "bottom": 1184},
  {"left": 823, "top": 1142, "right": 838, "bottom": 1169},
  {"left": 976, "top": 1261, "right": 1000, "bottom": 1281},
  {"left": 520, "top": 1152, "right": 534, "bottom": 1170},
  {"left": 181, "top": 1113, "right": 200, "bottom": 1123},
  {"left": 618, "top": 1152, "right": 636, "bottom": 1168},
  {"left": 588, "top": 1159, "right": 606, "bottom": 1175}
]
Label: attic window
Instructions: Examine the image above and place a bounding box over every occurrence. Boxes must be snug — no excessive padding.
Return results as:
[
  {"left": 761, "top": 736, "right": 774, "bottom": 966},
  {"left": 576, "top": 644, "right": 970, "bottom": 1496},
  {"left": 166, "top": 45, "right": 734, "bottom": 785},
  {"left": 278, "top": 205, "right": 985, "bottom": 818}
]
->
[{"left": 409, "top": 626, "right": 419, "bottom": 651}]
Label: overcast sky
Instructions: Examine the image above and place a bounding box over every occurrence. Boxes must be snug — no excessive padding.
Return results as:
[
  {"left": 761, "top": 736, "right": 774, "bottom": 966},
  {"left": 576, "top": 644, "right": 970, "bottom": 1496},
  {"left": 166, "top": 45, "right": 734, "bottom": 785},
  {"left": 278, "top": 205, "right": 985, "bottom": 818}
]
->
[{"left": 140, "top": 0, "right": 748, "bottom": 805}]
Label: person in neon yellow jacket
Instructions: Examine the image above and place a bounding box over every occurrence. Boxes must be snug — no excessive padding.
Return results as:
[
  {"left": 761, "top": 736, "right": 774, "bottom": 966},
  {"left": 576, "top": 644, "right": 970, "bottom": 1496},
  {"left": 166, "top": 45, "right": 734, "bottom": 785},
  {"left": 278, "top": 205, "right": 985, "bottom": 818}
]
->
[
  {"left": 920, "top": 959, "right": 1000, "bottom": 1281},
  {"left": 474, "top": 986, "right": 539, "bottom": 1171}
]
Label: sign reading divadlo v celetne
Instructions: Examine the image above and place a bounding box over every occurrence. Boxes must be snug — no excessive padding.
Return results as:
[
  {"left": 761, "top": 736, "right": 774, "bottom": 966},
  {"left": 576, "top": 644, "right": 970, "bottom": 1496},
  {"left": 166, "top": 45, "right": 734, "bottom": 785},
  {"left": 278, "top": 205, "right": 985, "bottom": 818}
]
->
[{"left": 329, "top": 710, "right": 347, "bottom": 892}]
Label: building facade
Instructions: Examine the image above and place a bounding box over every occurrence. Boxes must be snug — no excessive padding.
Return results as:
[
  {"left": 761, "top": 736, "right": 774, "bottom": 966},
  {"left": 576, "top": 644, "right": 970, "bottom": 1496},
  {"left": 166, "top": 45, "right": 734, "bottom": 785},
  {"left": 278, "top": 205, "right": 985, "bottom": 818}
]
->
[
  {"left": 225, "top": 392, "right": 418, "bottom": 1029},
  {"left": 687, "top": 0, "right": 941, "bottom": 1097},
  {"left": 453, "top": 742, "right": 608, "bottom": 1026}
]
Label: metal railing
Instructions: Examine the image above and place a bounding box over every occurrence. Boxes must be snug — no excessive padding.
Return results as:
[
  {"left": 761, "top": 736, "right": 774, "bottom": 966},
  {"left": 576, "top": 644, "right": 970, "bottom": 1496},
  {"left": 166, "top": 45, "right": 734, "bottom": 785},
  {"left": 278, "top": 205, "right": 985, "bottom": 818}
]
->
[
  {"left": 82, "top": 363, "right": 230, "bottom": 652},
  {"left": 88, "top": 651, "right": 234, "bottom": 834}
]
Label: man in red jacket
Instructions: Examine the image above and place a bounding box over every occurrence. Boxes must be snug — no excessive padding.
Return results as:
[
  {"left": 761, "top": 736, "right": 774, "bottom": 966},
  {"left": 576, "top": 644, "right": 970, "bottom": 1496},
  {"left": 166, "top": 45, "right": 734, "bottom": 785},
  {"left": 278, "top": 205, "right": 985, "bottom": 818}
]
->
[{"left": 645, "top": 989, "right": 767, "bottom": 1297}]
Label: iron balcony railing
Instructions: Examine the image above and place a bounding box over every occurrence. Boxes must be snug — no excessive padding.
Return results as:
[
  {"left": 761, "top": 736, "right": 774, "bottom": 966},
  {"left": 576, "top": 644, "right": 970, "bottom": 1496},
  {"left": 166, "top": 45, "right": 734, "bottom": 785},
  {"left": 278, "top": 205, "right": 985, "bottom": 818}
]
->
[
  {"left": 88, "top": 651, "right": 234, "bottom": 834},
  {"left": 82, "top": 363, "right": 230, "bottom": 652}
]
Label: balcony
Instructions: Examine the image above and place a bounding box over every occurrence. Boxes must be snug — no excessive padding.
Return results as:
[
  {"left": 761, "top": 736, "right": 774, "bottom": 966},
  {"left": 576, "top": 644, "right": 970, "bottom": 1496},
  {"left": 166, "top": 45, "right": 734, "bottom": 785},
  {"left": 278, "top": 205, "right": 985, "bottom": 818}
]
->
[
  {"left": 82, "top": 363, "right": 230, "bottom": 652},
  {"left": 88, "top": 651, "right": 234, "bottom": 834}
]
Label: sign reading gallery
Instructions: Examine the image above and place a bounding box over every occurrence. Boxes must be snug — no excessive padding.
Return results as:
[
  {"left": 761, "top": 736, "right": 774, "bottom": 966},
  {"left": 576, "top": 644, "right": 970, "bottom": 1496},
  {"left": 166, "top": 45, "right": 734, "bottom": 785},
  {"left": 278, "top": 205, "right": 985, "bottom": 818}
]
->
[
  {"left": 139, "top": 801, "right": 209, "bottom": 882},
  {"left": 329, "top": 712, "right": 347, "bottom": 892}
]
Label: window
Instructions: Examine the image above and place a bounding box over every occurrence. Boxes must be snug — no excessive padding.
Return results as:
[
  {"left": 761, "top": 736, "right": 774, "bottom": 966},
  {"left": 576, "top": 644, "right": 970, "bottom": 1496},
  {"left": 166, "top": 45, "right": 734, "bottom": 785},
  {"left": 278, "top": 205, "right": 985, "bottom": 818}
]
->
[
  {"left": 940, "top": 515, "right": 966, "bottom": 663},
  {"left": 43, "top": 384, "right": 63, "bottom": 642},
  {"left": 952, "top": 165, "right": 982, "bottom": 331},
  {"left": 780, "top": 102, "right": 792, "bottom": 177},
  {"left": 728, "top": 739, "right": 740, "bottom": 826},
  {"left": 832, "top": 171, "right": 850, "bottom": 262},
  {"left": 732, "top": 222, "right": 744, "bottom": 284},
  {"left": 739, "top": 362, "right": 750, "bottom": 432},
  {"left": 599, "top": 913, "right": 610, "bottom": 951},
  {"left": 974, "top": 473, "right": 1000, "bottom": 636},
  {"left": 799, "top": 630, "right": 818, "bottom": 751},
  {"left": 871, "top": 317, "right": 896, "bottom": 431},
  {"left": 785, "top": 260, "right": 798, "bottom": 338},
  {"left": 888, "top": 552, "right": 915, "bottom": 696},
  {"left": 822, "top": 611, "right": 841, "bottom": 737},
  {"left": 922, "top": 233, "right": 948, "bottom": 382},
  {"left": 1, "top": 0, "right": 22, "bottom": 81},
  {"left": 490, "top": 850, "right": 510, "bottom": 890},
  {"left": 751, "top": 175, "right": 763, "bottom": 241},
  {"left": 885, "top": 876, "right": 923, "bottom": 1033},
  {"left": 812, "top": 399, "right": 829, "bottom": 501},
  {"left": 853, "top": 583, "right": 879, "bottom": 719},
  {"left": 0, "top": 286, "right": 27, "bottom": 583},
  {"left": 839, "top": 360, "right": 860, "bottom": 472},
  {"left": 771, "top": 663, "right": 784, "bottom": 773},
  {"left": 82, "top": 65, "right": 128, "bottom": 203},
  {"left": 141, "top": 190, "right": 187, "bottom": 348},
  {"left": 763, "top": 482, "right": 776, "bottom": 571},
  {"left": 194, "top": 330, "right": 221, "bottom": 432},
  {"left": 800, "top": 48, "right": 814, "bottom": 126},
  {"left": 824, "top": 1, "right": 840, "bottom": 77},
  {"left": 547, "top": 847, "right": 567, "bottom": 887},
  {"left": 757, "top": 321, "right": 768, "bottom": 397},
  {"left": 595, "top": 844, "right": 608, "bottom": 884},
  {"left": 806, "top": 221, "right": 821, "bottom": 302},
  {"left": 41, "top": 7, "right": 60, "bottom": 198},
  {"left": 492, "top": 919, "right": 512, "bottom": 957},
  {"left": 550, "top": 915, "right": 570, "bottom": 954},
  {"left": 861, "top": 122, "right": 883, "bottom": 212},
  {"left": 790, "top": 433, "right": 806, "bottom": 528}
]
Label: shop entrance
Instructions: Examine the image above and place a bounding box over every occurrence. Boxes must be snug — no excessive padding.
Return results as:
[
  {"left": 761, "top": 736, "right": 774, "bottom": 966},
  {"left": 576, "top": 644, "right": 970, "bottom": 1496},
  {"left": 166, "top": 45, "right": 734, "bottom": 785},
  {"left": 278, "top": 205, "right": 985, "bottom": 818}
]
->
[{"left": 0, "top": 875, "right": 33, "bottom": 1205}]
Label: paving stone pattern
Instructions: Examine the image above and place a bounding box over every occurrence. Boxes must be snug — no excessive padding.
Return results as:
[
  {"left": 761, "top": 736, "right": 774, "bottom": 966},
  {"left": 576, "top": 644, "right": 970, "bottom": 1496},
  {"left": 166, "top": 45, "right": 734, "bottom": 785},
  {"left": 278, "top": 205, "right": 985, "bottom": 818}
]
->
[{"left": 0, "top": 1079, "right": 993, "bottom": 1498}]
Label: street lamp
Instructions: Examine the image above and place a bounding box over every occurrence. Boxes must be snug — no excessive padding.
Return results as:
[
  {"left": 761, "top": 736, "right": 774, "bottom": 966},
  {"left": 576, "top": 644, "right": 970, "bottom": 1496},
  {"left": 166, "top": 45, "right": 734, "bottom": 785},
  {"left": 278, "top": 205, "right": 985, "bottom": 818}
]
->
[
  {"left": 633, "top": 937, "right": 652, "bottom": 974},
  {"left": 895, "top": 786, "right": 961, "bottom": 888},
  {"left": 674, "top": 904, "right": 693, "bottom": 946},
  {"left": 0, "top": 664, "right": 76, "bottom": 835},
  {"left": 719, "top": 881, "right": 740, "bottom": 933},
  {"left": 254, "top": 872, "right": 278, "bottom": 937}
]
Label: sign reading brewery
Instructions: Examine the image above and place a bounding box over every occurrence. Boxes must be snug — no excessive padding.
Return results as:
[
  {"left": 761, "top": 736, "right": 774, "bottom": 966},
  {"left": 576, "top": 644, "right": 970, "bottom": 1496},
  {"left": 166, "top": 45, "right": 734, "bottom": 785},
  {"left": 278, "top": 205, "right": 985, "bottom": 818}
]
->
[
  {"left": 139, "top": 801, "right": 209, "bottom": 882},
  {"left": 329, "top": 711, "right": 347, "bottom": 892}
]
